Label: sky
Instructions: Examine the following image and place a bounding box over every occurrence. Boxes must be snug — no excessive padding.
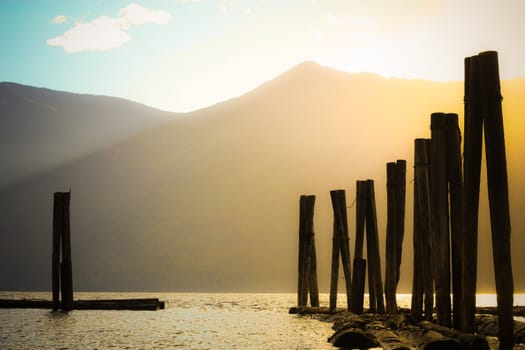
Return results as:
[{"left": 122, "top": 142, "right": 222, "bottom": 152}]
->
[{"left": 1, "top": 0, "right": 525, "bottom": 112}]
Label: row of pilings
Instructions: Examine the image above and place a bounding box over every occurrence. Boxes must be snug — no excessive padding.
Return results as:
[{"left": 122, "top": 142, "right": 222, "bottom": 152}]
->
[{"left": 294, "top": 51, "right": 514, "bottom": 349}]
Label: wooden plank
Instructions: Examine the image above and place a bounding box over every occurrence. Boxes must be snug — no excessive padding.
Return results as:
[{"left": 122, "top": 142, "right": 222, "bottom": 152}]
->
[{"left": 479, "top": 50, "right": 514, "bottom": 349}]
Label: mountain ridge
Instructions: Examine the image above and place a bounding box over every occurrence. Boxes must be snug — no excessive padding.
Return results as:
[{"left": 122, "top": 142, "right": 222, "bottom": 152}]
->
[{"left": 1, "top": 63, "right": 524, "bottom": 292}]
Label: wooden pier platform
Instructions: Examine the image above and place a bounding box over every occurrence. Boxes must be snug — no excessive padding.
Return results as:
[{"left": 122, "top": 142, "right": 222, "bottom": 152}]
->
[{"left": 0, "top": 298, "right": 165, "bottom": 311}]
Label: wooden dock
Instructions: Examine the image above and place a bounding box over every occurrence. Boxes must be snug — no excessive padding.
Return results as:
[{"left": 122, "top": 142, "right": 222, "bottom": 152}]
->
[{"left": 0, "top": 298, "right": 165, "bottom": 311}]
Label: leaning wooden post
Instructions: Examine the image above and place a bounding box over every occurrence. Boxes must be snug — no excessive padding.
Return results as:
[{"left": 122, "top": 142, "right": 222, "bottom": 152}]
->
[
  {"left": 479, "top": 50, "right": 514, "bottom": 349},
  {"left": 461, "top": 55, "right": 483, "bottom": 333},
  {"left": 59, "top": 191, "right": 73, "bottom": 311},
  {"left": 351, "top": 181, "right": 368, "bottom": 314},
  {"left": 330, "top": 190, "right": 352, "bottom": 310},
  {"left": 365, "top": 180, "right": 385, "bottom": 314},
  {"left": 385, "top": 162, "right": 398, "bottom": 314},
  {"left": 52, "top": 193, "right": 62, "bottom": 311},
  {"left": 329, "top": 221, "right": 340, "bottom": 312},
  {"left": 430, "top": 113, "right": 451, "bottom": 327},
  {"left": 445, "top": 113, "right": 464, "bottom": 330}
]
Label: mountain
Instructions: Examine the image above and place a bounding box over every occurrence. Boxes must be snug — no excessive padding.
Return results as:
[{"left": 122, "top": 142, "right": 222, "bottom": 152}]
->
[
  {"left": 0, "top": 82, "right": 175, "bottom": 187},
  {"left": 1, "top": 62, "right": 524, "bottom": 293}
]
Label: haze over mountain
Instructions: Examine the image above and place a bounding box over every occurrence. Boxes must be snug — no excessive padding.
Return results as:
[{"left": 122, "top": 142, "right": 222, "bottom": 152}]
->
[
  {"left": 1, "top": 62, "right": 524, "bottom": 293},
  {"left": 0, "top": 82, "right": 174, "bottom": 187}
]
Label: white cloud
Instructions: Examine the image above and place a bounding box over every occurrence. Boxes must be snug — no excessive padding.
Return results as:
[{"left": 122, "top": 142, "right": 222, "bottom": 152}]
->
[
  {"left": 47, "top": 16, "right": 130, "bottom": 53},
  {"left": 243, "top": 8, "right": 252, "bottom": 15},
  {"left": 47, "top": 3, "right": 172, "bottom": 53},
  {"left": 220, "top": 4, "right": 228, "bottom": 14},
  {"left": 119, "top": 3, "right": 171, "bottom": 25},
  {"left": 52, "top": 15, "right": 67, "bottom": 24}
]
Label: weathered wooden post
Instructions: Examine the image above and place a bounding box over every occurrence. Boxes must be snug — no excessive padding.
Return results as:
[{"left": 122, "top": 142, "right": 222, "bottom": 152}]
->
[
  {"left": 385, "top": 162, "right": 398, "bottom": 314},
  {"left": 365, "top": 180, "right": 385, "bottom": 314},
  {"left": 52, "top": 193, "right": 61, "bottom": 311},
  {"left": 350, "top": 181, "right": 368, "bottom": 314},
  {"left": 329, "top": 190, "right": 352, "bottom": 311},
  {"left": 445, "top": 113, "right": 464, "bottom": 330},
  {"left": 461, "top": 55, "right": 482, "bottom": 333},
  {"left": 430, "top": 113, "right": 451, "bottom": 327},
  {"left": 394, "top": 159, "right": 406, "bottom": 289},
  {"left": 412, "top": 139, "right": 434, "bottom": 321},
  {"left": 297, "top": 195, "right": 319, "bottom": 307},
  {"left": 52, "top": 192, "right": 73, "bottom": 311},
  {"left": 479, "top": 51, "right": 514, "bottom": 349}
]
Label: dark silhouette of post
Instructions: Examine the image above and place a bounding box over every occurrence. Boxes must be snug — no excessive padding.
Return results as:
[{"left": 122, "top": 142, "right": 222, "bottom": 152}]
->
[
  {"left": 394, "top": 160, "right": 406, "bottom": 291},
  {"left": 445, "top": 113, "right": 464, "bottom": 330},
  {"left": 350, "top": 181, "right": 368, "bottom": 314},
  {"left": 430, "top": 113, "right": 451, "bottom": 327},
  {"left": 479, "top": 51, "right": 514, "bottom": 349},
  {"left": 461, "top": 55, "right": 482, "bottom": 333},
  {"left": 365, "top": 180, "right": 384, "bottom": 314},
  {"left": 52, "top": 194, "right": 61, "bottom": 311},
  {"left": 412, "top": 139, "right": 433, "bottom": 321},
  {"left": 52, "top": 191, "right": 74, "bottom": 311},
  {"left": 329, "top": 190, "right": 352, "bottom": 312},
  {"left": 385, "top": 162, "right": 398, "bottom": 314},
  {"left": 297, "top": 195, "right": 319, "bottom": 307}
]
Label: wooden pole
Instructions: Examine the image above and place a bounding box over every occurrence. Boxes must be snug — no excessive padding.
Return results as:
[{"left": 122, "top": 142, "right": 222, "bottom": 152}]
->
[
  {"left": 59, "top": 191, "right": 73, "bottom": 311},
  {"left": 395, "top": 159, "right": 406, "bottom": 289},
  {"left": 430, "top": 113, "right": 451, "bottom": 327},
  {"left": 52, "top": 193, "right": 61, "bottom": 311},
  {"left": 309, "top": 234, "right": 320, "bottom": 307},
  {"left": 298, "top": 195, "right": 316, "bottom": 307},
  {"left": 385, "top": 162, "right": 398, "bottom": 314},
  {"left": 445, "top": 113, "right": 464, "bottom": 330},
  {"left": 365, "top": 180, "right": 385, "bottom": 314},
  {"left": 351, "top": 181, "right": 368, "bottom": 314},
  {"left": 330, "top": 190, "right": 352, "bottom": 310},
  {"left": 329, "top": 218, "right": 340, "bottom": 313},
  {"left": 461, "top": 55, "right": 483, "bottom": 333},
  {"left": 479, "top": 50, "right": 514, "bottom": 349}
]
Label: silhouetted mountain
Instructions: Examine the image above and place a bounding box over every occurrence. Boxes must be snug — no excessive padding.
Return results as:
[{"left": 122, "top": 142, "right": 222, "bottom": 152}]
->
[
  {"left": 0, "top": 82, "right": 174, "bottom": 187},
  {"left": 1, "top": 63, "right": 524, "bottom": 293}
]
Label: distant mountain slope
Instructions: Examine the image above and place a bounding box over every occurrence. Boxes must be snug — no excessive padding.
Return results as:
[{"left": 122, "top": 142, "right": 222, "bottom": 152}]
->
[
  {"left": 0, "top": 82, "right": 175, "bottom": 187},
  {"left": 1, "top": 63, "right": 524, "bottom": 293}
]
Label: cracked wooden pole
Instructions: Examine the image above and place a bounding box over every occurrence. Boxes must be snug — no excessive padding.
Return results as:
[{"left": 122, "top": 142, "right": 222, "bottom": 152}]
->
[
  {"left": 412, "top": 139, "right": 434, "bottom": 321},
  {"left": 445, "top": 113, "right": 464, "bottom": 330},
  {"left": 330, "top": 190, "right": 352, "bottom": 311},
  {"left": 52, "top": 193, "right": 61, "bottom": 311},
  {"left": 365, "top": 180, "right": 384, "bottom": 314},
  {"left": 479, "top": 50, "right": 514, "bottom": 349},
  {"left": 297, "top": 195, "right": 317, "bottom": 307},
  {"left": 385, "top": 162, "right": 398, "bottom": 314},
  {"left": 350, "top": 181, "right": 368, "bottom": 314},
  {"left": 430, "top": 113, "right": 451, "bottom": 327},
  {"left": 59, "top": 191, "right": 73, "bottom": 311},
  {"left": 461, "top": 55, "right": 482, "bottom": 333}
]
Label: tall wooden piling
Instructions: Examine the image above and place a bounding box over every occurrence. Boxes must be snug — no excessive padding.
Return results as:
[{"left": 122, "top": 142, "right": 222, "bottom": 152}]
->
[
  {"left": 52, "top": 194, "right": 61, "bottom": 311},
  {"left": 385, "top": 162, "right": 398, "bottom": 314},
  {"left": 297, "top": 195, "right": 319, "bottom": 307},
  {"left": 329, "top": 190, "right": 352, "bottom": 311},
  {"left": 395, "top": 159, "right": 406, "bottom": 288},
  {"left": 59, "top": 191, "right": 73, "bottom": 311},
  {"left": 351, "top": 181, "right": 368, "bottom": 314},
  {"left": 461, "top": 55, "right": 482, "bottom": 333},
  {"left": 445, "top": 113, "right": 464, "bottom": 330},
  {"left": 365, "top": 180, "right": 384, "bottom": 314},
  {"left": 430, "top": 113, "right": 451, "bottom": 327},
  {"left": 479, "top": 51, "right": 514, "bottom": 349}
]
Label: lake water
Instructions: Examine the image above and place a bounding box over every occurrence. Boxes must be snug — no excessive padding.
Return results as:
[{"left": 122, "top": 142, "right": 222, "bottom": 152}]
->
[{"left": 1, "top": 292, "right": 524, "bottom": 349}]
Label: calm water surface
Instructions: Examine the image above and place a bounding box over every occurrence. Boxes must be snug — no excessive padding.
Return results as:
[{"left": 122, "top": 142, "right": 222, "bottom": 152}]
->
[{"left": 1, "top": 292, "right": 524, "bottom": 349}]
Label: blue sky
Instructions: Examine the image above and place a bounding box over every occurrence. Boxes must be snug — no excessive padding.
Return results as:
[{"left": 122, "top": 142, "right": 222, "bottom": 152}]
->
[{"left": 1, "top": 0, "right": 525, "bottom": 112}]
